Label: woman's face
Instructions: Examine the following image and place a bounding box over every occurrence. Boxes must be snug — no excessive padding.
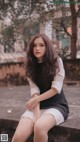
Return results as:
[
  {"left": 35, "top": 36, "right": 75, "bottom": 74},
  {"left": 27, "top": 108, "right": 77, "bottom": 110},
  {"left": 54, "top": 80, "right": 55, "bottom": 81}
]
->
[{"left": 33, "top": 37, "right": 46, "bottom": 62}]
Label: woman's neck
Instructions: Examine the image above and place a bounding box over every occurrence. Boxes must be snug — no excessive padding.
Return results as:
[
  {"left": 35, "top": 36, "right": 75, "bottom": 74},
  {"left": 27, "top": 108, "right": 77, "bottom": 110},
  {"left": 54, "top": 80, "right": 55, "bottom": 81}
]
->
[{"left": 38, "top": 59, "right": 43, "bottom": 63}]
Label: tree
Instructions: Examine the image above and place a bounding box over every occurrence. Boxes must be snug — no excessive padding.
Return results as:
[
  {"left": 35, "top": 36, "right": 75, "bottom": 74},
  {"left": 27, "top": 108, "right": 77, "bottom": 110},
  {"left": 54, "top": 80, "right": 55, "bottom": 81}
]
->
[
  {"left": 45, "top": 0, "right": 80, "bottom": 59},
  {"left": 60, "top": 0, "right": 80, "bottom": 59},
  {"left": 0, "top": 0, "right": 30, "bottom": 46},
  {"left": 0, "top": 0, "right": 80, "bottom": 58}
]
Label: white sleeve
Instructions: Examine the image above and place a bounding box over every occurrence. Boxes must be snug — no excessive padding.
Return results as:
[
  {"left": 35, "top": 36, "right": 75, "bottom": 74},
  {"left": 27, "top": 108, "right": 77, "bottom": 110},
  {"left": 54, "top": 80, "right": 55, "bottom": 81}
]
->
[
  {"left": 27, "top": 77, "right": 40, "bottom": 96},
  {"left": 51, "top": 57, "right": 65, "bottom": 94}
]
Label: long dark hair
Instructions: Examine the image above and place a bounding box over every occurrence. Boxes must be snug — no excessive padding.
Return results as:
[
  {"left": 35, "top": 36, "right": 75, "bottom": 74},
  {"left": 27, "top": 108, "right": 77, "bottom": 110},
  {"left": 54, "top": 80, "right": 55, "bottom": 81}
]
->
[{"left": 26, "top": 34, "right": 59, "bottom": 85}]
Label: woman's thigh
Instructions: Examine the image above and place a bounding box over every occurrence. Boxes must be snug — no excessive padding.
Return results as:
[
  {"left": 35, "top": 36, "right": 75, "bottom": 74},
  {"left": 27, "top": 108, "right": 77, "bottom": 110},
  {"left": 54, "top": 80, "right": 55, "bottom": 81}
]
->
[
  {"left": 34, "top": 113, "right": 56, "bottom": 132},
  {"left": 13, "top": 117, "right": 34, "bottom": 141}
]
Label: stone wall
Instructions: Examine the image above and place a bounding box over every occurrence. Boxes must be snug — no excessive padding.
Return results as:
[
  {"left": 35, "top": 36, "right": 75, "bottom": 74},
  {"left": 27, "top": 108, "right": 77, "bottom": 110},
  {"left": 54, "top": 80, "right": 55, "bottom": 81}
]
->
[
  {"left": 63, "top": 59, "right": 80, "bottom": 81},
  {"left": 0, "top": 62, "right": 28, "bottom": 86},
  {"left": 0, "top": 59, "right": 80, "bottom": 86}
]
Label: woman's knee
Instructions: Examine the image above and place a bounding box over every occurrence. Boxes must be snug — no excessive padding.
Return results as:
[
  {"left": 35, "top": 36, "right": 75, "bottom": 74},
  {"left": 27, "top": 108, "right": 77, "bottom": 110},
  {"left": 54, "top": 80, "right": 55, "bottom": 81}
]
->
[
  {"left": 11, "top": 133, "right": 23, "bottom": 142},
  {"left": 34, "top": 121, "right": 46, "bottom": 136}
]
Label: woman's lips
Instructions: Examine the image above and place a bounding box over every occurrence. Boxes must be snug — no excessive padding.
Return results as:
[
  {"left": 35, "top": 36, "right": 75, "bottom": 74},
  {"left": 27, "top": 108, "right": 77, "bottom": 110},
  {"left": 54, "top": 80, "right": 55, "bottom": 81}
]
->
[{"left": 36, "top": 52, "right": 41, "bottom": 54}]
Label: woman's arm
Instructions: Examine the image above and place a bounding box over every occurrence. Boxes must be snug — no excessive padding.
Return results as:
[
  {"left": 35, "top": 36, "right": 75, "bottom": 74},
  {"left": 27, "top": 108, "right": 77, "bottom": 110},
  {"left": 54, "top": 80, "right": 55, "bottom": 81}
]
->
[
  {"left": 27, "top": 77, "right": 40, "bottom": 97},
  {"left": 26, "top": 77, "right": 40, "bottom": 109},
  {"left": 26, "top": 78, "right": 41, "bottom": 121},
  {"left": 37, "top": 88, "right": 57, "bottom": 102},
  {"left": 32, "top": 94, "right": 41, "bottom": 122},
  {"left": 37, "top": 57, "right": 65, "bottom": 102},
  {"left": 26, "top": 93, "right": 41, "bottom": 122},
  {"left": 26, "top": 57, "right": 65, "bottom": 108}
]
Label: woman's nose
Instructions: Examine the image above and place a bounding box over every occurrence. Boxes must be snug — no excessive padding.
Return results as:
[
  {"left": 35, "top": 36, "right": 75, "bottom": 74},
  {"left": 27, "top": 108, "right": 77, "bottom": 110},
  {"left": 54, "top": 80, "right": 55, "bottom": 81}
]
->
[{"left": 36, "top": 46, "right": 40, "bottom": 50}]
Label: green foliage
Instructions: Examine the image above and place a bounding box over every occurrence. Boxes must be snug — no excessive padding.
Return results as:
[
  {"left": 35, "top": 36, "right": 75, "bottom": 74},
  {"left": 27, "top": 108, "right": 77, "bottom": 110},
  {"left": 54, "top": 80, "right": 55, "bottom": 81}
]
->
[
  {"left": 0, "top": 0, "right": 79, "bottom": 58},
  {"left": 59, "top": 46, "right": 70, "bottom": 59},
  {"left": 2, "top": 26, "right": 14, "bottom": 38},
  {"left": 0, "top": 25, "right": 15, "bottom": 50}
]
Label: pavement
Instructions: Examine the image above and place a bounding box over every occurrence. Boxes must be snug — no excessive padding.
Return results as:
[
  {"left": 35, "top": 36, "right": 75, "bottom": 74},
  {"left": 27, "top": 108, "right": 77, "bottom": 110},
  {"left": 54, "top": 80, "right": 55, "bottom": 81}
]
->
[{"left": 0, "top": 84, "right": 80, "bottom": 130}]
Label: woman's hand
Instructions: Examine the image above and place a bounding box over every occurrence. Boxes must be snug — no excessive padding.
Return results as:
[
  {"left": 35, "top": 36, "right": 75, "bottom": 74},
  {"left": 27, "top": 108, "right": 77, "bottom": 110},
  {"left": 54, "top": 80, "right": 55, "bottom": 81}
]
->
[{"left": 26, "top": 96, "right": 39, "bottom": 110}]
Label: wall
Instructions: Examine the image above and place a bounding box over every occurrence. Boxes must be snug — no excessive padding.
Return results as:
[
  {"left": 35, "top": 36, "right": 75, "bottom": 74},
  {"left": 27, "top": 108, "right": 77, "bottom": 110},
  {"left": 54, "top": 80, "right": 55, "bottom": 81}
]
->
[
  {"left": 0, "top": 62, "right": 28, "bottom": 86},
  {"left": 0, "top": 59, "right": 80, "bottom": 86},
  {"left": 63, "top": 59, "right": 80, "bottom": 81}
]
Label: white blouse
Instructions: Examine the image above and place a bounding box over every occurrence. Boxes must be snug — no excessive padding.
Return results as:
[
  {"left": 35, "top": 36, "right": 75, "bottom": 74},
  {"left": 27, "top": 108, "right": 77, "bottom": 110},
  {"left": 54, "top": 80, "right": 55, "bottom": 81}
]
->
[{"left": 27, "top": 57, "right": 65, "bottom": 96}]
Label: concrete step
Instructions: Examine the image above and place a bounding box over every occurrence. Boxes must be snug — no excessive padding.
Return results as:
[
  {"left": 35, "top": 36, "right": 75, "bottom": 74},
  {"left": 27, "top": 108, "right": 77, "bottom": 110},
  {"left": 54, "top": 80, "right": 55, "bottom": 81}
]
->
[{"left": 0, "top": 119, "right": 80, "bottom": 142}]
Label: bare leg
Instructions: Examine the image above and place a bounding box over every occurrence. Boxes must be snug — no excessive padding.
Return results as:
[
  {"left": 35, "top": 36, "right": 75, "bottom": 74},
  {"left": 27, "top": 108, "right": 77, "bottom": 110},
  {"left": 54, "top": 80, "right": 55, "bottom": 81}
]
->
[
  {"left": 11, "top": 117, "right": 34, "bottom": 142},
  {"left": 34, "top": 114, "right": 56, "bottom": 142}
]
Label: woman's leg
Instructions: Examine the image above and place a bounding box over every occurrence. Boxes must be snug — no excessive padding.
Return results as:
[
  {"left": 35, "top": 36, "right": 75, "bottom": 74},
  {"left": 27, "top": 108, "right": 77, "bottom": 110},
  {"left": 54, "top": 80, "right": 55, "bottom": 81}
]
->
[
  {"left": 11, "top": 117, "right": 34, "bottom": 142},
  {"left": 34, "top": 114, "right": 56, "bottom": 142}
]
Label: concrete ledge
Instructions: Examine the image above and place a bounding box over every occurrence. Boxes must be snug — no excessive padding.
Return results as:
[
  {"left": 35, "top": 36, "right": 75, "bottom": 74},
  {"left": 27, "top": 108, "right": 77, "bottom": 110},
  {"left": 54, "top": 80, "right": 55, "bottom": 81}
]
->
[
  {"left": 0, "top": 119, "right": 17, "bottom": 142},
  {"left": 0, "top": 118, "right": 80, "bottom": 142},
  {"left": 64, "top": 80, "right": 80, "bottom": 86}
]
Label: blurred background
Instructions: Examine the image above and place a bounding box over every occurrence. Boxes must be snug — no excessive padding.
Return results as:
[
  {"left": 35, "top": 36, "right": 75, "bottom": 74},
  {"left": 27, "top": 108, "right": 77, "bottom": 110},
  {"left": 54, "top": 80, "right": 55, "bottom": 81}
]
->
[{"left": 0, "top": 0, "right": 80, "bottom": 86}]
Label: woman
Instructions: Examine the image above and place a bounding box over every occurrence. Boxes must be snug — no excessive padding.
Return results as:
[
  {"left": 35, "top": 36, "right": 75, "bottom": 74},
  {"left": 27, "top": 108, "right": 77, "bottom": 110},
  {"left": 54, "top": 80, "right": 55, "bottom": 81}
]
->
[{"left": 12, "top": 34, "right": 69, "bottom": 142}]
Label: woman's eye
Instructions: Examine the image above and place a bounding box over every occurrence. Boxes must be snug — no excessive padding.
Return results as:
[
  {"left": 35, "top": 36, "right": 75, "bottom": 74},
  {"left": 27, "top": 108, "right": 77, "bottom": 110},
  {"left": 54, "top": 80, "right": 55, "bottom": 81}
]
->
[
  {"left": 40, "top": 44, "right": 44, "bottom": 46},
  {"left": 33, "top": 44, "right": 44, "bottom": 47}
]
